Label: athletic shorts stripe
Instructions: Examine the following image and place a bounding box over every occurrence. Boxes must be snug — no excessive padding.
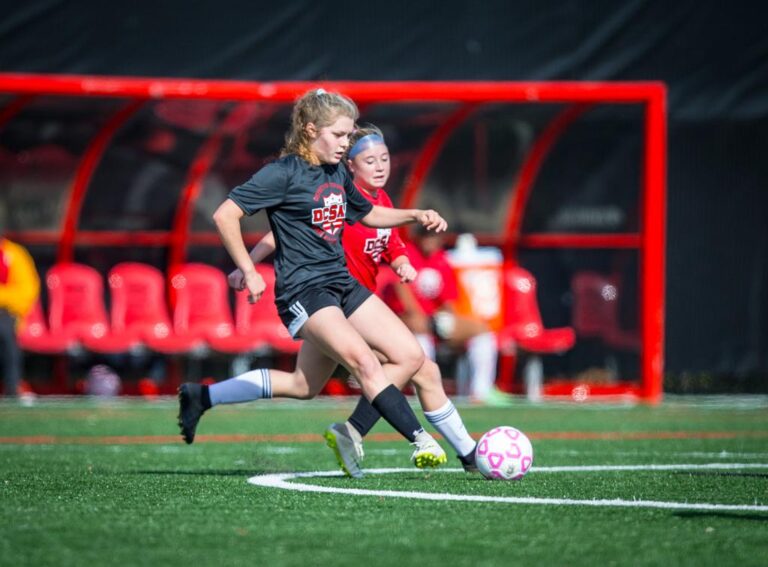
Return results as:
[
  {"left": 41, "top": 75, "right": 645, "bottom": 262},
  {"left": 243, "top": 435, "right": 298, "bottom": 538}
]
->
[
  {"left": 287, "top": 301, "right": 309, "bottom": 337},
  {"left": 277, "top": 278, "right": 372, "bottom": 338}
]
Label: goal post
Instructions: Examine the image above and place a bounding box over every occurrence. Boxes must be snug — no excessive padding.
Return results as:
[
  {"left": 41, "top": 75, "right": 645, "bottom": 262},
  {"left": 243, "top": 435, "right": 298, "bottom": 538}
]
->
[{"left": 0, "top": 74, "right": 666, "bottom": 402}]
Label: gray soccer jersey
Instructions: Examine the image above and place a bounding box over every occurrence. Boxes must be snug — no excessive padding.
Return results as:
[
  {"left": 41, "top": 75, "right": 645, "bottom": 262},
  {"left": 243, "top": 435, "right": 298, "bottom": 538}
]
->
[{"left": 228, "top": 154, "right": 373, "bottom": 305}]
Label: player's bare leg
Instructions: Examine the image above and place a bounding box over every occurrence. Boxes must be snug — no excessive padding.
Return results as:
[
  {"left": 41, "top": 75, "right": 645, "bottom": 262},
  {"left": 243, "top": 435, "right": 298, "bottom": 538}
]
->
[
  {"left": 177, "top": 340, "right": 337, "bottom": 444},
  {"left": 321, "top": 295, "right": 474, "bottom": 472},
  {"left": 410, "top": 358, "right": 477, "bottom": 471},
  {"left": 297, "top": 305, "right": 444, "bottom": 471},
  {"left": 347, "top": 294, "right": 424, "bottom": 388},
  {"left": 345, "top": 295, "right": 447, "bottom": 468}
]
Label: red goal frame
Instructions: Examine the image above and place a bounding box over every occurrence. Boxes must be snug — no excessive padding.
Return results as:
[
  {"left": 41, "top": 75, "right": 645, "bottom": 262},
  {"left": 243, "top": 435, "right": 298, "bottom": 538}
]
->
[{"left": 0, "top": 74, "right": 666, "bottom": 402}]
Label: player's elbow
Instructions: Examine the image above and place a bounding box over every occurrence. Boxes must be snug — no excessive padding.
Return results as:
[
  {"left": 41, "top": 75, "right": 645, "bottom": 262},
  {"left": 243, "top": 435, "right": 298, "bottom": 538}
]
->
[
  {"left": 212, "top": 201, "right": 237, "bottom": 229},
  {"left": 359, "top": 212, "right": 375, "bottom": 228},
  {"left": 212, "top": 206, "right": 226, "bottom": 227}
]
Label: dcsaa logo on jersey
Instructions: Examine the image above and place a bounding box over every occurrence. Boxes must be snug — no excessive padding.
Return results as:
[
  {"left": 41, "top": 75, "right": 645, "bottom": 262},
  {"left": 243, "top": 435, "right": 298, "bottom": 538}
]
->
[
  {"left": 312, "top": 189, "right": 347, "bottom": 240},
  {"left": 363, "top": 228, "right": 391, "bottom": 263}
]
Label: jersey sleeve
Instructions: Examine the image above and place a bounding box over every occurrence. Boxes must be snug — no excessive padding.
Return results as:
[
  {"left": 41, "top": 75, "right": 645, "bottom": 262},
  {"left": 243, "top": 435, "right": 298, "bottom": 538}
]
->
[
  {"left": 342, "top": 167, "right": 373, "bottom": 224},
  {"left": 227, "top": 161, "right": 288, "bottom": 215},
  {"left": 379, "top": 192, "right": 409, "bottom": 265}
]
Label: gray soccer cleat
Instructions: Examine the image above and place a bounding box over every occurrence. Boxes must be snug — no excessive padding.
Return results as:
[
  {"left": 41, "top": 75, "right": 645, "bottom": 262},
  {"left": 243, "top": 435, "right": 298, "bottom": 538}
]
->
[{"left": 324, "top": 422, "right": 365, "bottom": 479}]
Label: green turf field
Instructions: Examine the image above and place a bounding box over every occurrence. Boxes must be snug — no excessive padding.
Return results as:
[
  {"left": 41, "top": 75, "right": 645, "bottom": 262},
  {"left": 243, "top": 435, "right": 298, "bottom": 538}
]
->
[{"left": 1, "top": 396, "right": 767, "bottom": 567}]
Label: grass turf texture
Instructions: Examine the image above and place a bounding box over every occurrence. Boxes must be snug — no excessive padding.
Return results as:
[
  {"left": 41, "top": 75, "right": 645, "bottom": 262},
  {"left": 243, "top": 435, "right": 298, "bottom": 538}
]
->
[{"left": 1, "top": 397, "right": 766, "bottom": 567}]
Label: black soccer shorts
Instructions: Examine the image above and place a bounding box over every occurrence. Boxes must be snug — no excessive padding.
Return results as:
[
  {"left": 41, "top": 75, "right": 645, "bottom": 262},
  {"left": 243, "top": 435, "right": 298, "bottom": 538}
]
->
[{"left": 276, "top": 276, "right": 372, "bottom": 338}]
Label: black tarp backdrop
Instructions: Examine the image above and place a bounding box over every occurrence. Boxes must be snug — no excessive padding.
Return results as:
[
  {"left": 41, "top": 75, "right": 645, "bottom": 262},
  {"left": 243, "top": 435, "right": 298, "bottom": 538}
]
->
[{"left": 1, "top": 0, "right": 767, "bottom": 380}]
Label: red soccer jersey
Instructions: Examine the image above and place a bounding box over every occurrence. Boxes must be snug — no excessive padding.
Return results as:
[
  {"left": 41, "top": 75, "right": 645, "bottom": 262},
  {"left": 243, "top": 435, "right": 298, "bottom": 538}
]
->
[
  {"left": 342, "top": 186, "right": 408, "bottom": 291},
  {"left": 404, "top": 241, "right": 458, "bottom": 316}
]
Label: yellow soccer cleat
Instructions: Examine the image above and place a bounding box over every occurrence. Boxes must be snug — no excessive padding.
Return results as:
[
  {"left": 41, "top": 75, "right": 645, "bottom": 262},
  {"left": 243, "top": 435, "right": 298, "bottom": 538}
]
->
[{"left": 411, "top": 431, "right": 448, "bottom": 469}]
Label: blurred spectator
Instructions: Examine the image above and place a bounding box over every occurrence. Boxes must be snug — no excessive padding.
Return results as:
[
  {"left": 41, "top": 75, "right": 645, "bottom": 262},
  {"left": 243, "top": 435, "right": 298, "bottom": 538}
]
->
[
  {"left": 384, "top": 229, "right": 505, "bottom": 404},
  {"left": 0, "top": 203, "right": 40, "bottom": 397}
]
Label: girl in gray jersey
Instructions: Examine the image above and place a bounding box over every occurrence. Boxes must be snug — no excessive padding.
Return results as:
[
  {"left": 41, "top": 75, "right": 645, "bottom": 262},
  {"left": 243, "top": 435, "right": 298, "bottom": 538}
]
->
[
  {"left": 178, "top": 89, "right": 448, "bottom": 468},
  {"left": 227, "top": 125, "right": 479, "bottom": 478}
]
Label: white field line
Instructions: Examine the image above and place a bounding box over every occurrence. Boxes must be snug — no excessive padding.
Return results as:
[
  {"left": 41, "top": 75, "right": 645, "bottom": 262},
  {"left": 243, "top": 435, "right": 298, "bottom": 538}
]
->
[
  {"left": 547, "top": 450, "right": 768, "bottom": 459},
  {"left": 533, "top": 463, "right": 768, "bottom": 472},
  {"left": 247, "top": 464, "right": 768, "bottom": 512}
]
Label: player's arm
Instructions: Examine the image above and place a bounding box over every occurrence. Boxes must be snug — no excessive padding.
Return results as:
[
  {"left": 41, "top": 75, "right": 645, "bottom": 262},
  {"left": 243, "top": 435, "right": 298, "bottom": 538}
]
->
[
  {"left": 227, "top": 231, "right": 276, "bottom": 291},
  {"left": 381, "top": 221, "right": 415, "bottom": 283},
  {"left": 249, "top": 231, "right": 276, "bottom": 263},
  {"left": 361, "top": 205, "right": 447, "bottom": 233},
  {"left": 389, "top": 255, "right": 417, "bottom": 283},
  {"left": 212, "top": 199, "right": 266, "bottom": 302},
  {"left": 391, "top": 278, "right": 431, "bottom": 334}
]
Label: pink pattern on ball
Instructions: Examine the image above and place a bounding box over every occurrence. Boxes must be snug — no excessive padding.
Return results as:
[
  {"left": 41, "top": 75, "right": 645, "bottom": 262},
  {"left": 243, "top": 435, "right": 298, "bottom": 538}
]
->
[
  {"left": 504, "top": 428, "right": 520, "bottom": 440},
  {"left": 475, "top": 426, "right": 534, "bottom": 481},
  {"left": 506, "top": 444, "right": 521, "bottom": 459},
  {"left": 488, "top": 453, "right": 504, "bottom": 468}
]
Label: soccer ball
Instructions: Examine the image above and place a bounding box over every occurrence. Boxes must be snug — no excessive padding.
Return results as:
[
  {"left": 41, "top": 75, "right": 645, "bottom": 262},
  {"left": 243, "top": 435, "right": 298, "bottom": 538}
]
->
[{"left": 475, "top": 426, "right": 534, "bottom": 480}]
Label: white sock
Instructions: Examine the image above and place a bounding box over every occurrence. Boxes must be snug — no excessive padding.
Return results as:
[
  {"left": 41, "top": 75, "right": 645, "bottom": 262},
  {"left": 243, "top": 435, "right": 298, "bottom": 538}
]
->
[
  {"left": 467, "top": 332, "right": 498, "bottom": 400},
  {"left": 209, "top": 368, "right": 272, "bottom": 406},
  {"left": 415, "top": 333, "right": 436, "bottom": 361},
  {"left": 424, "top": 400, "right": 476, "bottom": 457}
]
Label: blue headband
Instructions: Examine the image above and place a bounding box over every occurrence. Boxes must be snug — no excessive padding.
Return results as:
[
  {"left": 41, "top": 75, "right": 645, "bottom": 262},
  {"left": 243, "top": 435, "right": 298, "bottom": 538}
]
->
[{"left": 348, "top": 134, "right": 385, "bottom": 159}]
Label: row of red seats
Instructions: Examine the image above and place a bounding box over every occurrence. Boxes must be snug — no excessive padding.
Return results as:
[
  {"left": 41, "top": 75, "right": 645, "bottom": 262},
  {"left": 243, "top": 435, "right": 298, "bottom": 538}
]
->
[{"left": 18, "top": 262, "right": 301, "bottom": 356}]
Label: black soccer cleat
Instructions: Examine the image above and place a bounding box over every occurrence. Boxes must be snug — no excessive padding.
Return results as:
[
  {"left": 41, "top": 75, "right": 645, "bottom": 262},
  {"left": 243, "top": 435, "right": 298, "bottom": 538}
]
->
[
  {"left": 177, "top": 382, "right": 206, "bottom": 444},
  {"left": 458, "top": 446, "right": 479, "bottom": 473}
]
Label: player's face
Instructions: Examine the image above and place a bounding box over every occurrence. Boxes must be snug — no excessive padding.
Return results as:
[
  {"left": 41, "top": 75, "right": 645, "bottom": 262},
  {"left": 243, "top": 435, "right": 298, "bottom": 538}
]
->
[
  {"left": 348, "top": 143, "right": 390, "bottom": 192},
  {"left": 308, "top": 115, "right": 355, "bottom": 164}
]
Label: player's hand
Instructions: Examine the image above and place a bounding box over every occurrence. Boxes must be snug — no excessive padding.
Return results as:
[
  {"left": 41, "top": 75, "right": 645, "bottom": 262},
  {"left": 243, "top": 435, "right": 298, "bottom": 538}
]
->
[
  {"left": 395, "top": 263, "right": 417, "bottom": 283},
  {"left": 243, "top": 270, "right": 266, "bottom": 304},
  {"left": 418, "top": 209, "right": 447, "bottom": 233},
  {"left": 227, "top": 268, "right": 247, "bottom": 291}
]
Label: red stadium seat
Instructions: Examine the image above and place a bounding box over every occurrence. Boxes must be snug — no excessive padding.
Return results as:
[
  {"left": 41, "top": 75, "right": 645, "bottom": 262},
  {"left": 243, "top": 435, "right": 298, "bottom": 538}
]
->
[
  {"left": 169, "top": 263, "right": 235, "bottom": 349},
  {"left": 498, "top": 266, "right": 575, "bottom": 353},
  {"left": 206, "top": 263, "right": 300, "bottom": 354},
  {"left": 108, "top": 262, "right": 200, "bottom": 354},
  {"left": 17, "top": 300, "right": 74, "bottom": 354},
  {"left": 236, "top": 264, "right": 301, "bottom": 353},
  {"left": 46, "top": 263, "right": 137, "bottom": 353},
  {"left": 571, "top": 271, "right": 640, "bottom": 351},
  {"left": 497, "top": 265, "right": 575, "bottom": 397}
]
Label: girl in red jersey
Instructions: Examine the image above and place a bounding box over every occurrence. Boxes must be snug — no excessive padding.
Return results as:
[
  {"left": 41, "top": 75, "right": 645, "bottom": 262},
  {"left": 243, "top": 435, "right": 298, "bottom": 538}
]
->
[
  {"left": 229, "top": 125, "right": 478, "bottom": 477},
  {"left": 178, "top": 90, "right": 447, "bottom": 471},
  {"left": 336, "top": 126, "right": 416, "bottom": 292}
]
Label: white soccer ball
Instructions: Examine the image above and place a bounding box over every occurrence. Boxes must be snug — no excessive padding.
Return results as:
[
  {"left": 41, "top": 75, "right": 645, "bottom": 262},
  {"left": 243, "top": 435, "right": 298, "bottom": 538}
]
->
[{"left": 475, "top": 426, "right": 534, "bottom": 480}]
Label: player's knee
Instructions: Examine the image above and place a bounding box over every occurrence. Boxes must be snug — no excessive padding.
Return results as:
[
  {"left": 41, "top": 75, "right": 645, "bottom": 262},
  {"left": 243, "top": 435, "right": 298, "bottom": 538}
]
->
[
  {"left": 346, "top": 349, "right": 381, "bottom": 384},
  {"left": 400, "top": 340, "right": 425, "bottom": 378},
  {"left": 412, "top": 358, "right": 441, "bottom": 391},
  {"left": 288, "top": 372, "right": 318, "bottom": 400}
]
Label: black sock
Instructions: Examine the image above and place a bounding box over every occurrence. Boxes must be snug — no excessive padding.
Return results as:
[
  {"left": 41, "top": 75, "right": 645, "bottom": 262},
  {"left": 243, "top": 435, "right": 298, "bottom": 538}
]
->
[
  {"left": 348, "top": 397, "right": 382, "bottom": 437},
  {"left": 370, "top": 385, "right": 424, "bottom": 443},
  {"left": 201, "top": 385, "right": 212, "bottom": 410}
]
